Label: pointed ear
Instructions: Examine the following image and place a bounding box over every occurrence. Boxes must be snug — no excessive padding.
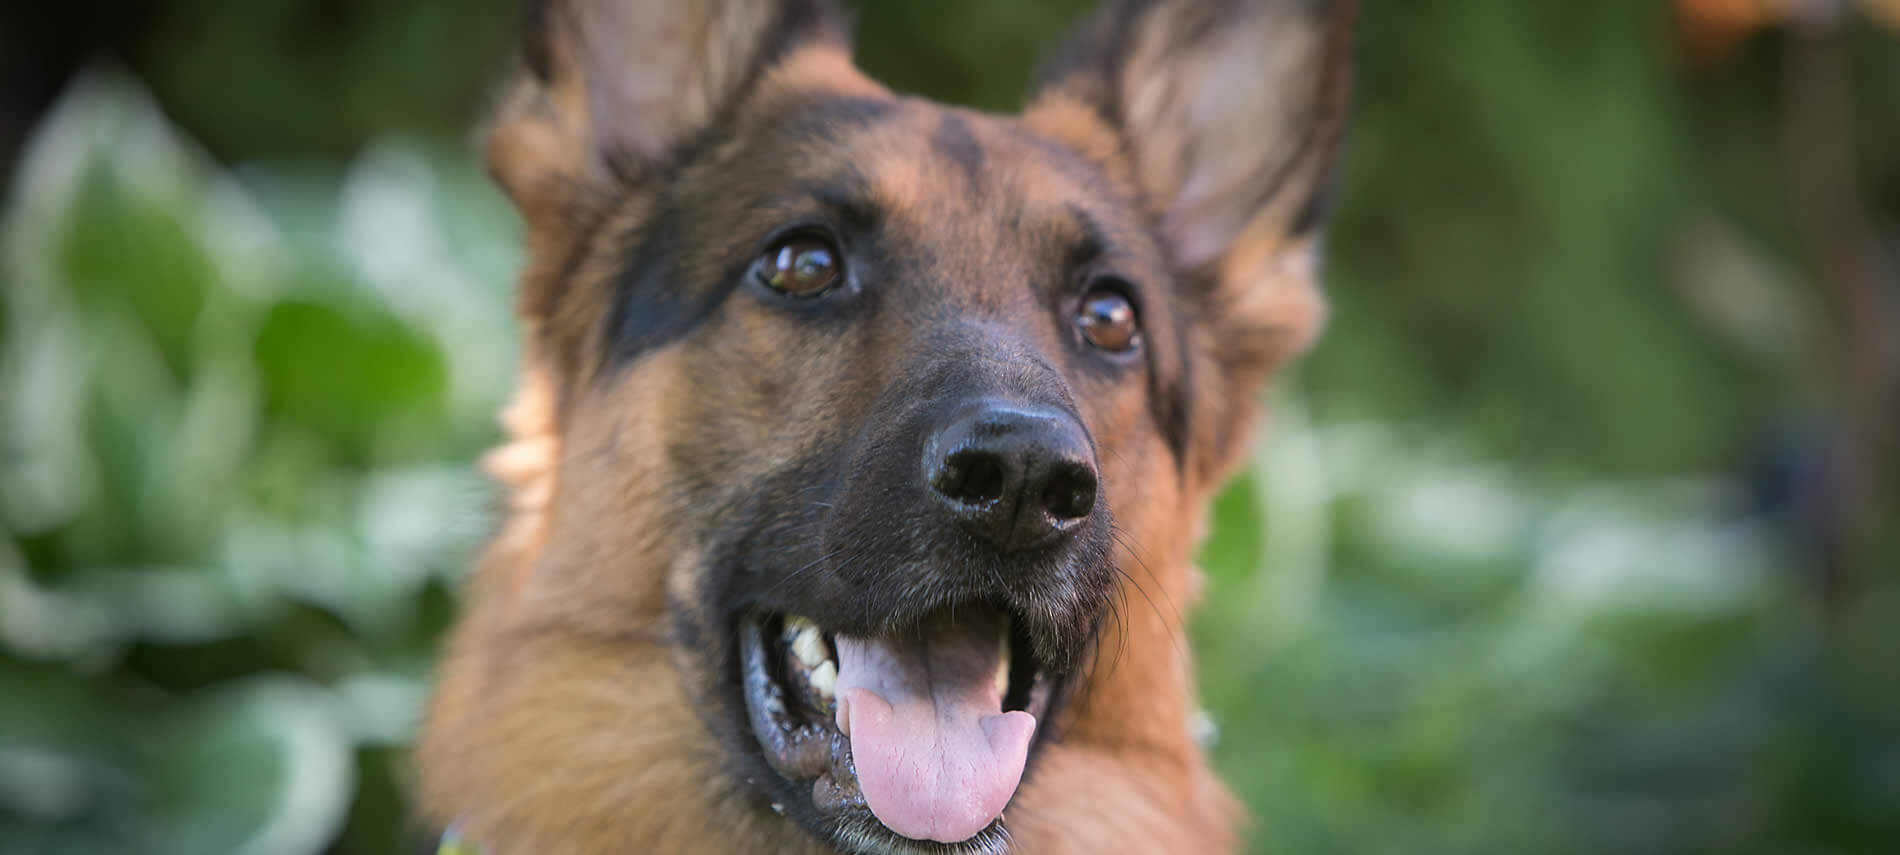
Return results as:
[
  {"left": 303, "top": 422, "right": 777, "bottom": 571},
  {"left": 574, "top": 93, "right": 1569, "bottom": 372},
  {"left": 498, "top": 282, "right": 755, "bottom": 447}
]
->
[
  {"left": 1033, "top": 0, "right": 1355, "bottom": 269},
  {"left": 1027, "top": 0, "right": 1356, "bottom": 478},
  {"left": 485, "top": 0, "right": 850, "bottom": 269}
]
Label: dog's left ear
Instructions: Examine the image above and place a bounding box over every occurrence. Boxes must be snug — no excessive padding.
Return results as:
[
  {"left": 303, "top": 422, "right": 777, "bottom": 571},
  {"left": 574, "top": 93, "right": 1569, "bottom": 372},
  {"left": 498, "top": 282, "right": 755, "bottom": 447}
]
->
[
  {"left": 1027, "top": 0, "right": 1356, "bottom": 478},
  {"left": 487, "top": 0, "right": 852, "bottom": 319}
]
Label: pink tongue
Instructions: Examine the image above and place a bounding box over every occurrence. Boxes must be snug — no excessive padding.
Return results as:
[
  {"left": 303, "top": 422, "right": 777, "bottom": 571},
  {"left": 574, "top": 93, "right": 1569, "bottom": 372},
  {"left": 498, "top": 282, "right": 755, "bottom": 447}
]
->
[{"left": 832, "top": 610, "right": 1035, "bottom": 844}]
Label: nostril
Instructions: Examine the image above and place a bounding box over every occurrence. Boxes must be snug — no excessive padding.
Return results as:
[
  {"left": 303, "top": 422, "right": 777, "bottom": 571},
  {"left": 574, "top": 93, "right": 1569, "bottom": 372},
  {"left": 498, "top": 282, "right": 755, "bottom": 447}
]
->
[
  {"left": 1040, "top": 462, "right": 1097, "bottom": 521},
  {"left": 936, "top": 449, "right": 1008, "bottom": 506},
  {"left": 927, "top": 401, "right": 1100, "bottom": 552}
]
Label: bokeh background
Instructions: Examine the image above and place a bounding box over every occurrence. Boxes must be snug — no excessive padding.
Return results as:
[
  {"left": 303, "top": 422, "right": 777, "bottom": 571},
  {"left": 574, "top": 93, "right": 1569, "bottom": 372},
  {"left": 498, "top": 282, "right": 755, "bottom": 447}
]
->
[{"left": 4, "top": 1, "right": 1898, "bottom": 852}]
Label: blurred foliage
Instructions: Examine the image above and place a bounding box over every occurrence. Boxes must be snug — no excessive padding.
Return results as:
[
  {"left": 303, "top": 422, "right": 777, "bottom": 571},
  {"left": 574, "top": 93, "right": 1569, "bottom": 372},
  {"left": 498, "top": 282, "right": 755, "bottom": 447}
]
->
[
  {"left": 1, "top": 80, "right": 514, "bottom": 853},
  {"left": 3, "top": 1, "right": 1897, "bottom": 853}
]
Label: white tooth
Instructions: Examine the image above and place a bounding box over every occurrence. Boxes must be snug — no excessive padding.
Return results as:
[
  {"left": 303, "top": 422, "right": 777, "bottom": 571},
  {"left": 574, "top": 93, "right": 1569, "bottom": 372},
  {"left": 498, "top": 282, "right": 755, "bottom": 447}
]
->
[
  {"left": 994, "top": 619, "right": 1012, "bottom": 699},
  {"left": 792, "top": 626, "right": 827, "bottom": 668},
  {"left": 809, "top": 660, "right": 837, "bottom": 699},
  {"left": 783, "top": 615, "right": 817, "bottom": 640}
]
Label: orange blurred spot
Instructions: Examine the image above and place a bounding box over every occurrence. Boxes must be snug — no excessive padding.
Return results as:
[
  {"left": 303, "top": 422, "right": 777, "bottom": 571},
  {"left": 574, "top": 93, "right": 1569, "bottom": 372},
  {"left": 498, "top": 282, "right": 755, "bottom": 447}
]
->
[
  {"left": 1674, "top": 0, "right": 1789, "bottom": 66},
  {"left": 1864, "top": 0, "right": 1900, "bottom": 32}
]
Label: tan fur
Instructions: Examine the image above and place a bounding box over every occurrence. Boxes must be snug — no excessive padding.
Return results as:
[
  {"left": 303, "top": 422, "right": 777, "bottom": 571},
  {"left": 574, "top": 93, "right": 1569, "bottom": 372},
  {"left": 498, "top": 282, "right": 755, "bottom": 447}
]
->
[{"left": 419, "top": 2, "right": 1354, "bottom": 851}]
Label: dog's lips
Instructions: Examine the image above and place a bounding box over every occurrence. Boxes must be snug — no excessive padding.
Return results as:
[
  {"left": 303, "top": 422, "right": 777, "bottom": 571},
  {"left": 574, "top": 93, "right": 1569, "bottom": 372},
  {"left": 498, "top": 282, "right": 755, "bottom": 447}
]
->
[
  {"left": 739, "top": 618, "right": 857, "bottom": 796},
  {"left": 739, "top": 607, "right": 1047, "bottom": 848}
]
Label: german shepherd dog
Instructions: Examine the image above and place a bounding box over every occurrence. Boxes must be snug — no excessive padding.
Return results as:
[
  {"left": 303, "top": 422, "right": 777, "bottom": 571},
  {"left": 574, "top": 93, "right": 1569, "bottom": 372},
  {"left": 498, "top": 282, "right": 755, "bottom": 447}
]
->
[{"left": 418, "top": 0, "right": 1354, "bottom": 851}]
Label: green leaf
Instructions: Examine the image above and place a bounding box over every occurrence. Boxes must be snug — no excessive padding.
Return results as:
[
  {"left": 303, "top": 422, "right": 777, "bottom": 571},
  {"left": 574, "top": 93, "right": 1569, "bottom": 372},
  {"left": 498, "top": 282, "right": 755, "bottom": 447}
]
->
[
  {"left": 55, "top": 164, "right": 222, "bottom": 383},
  {"left": 251, "top": 295, "right": 448, "bottom": 465},
  {"left": 140, "top": 680, "right": 353, "bottom": 855}
]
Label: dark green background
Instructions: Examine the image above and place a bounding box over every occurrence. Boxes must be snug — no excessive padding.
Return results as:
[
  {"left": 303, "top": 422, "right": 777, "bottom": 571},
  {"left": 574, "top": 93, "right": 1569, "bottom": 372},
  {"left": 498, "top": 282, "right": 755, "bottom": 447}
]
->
[{"left": 2, "top": 1, "right": 1896, "bottom": 852}]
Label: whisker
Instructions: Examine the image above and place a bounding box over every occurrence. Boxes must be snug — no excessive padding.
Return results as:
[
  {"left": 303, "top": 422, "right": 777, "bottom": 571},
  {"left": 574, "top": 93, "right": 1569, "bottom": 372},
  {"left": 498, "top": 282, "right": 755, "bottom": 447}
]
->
[
  {"left": 1089, "top": 578, "right": 1131, "bottom": 684},
  {"left": 759, "top": 545, "right": 847, "bottom": 598},
  {"left": 1106, "top": 525, "right": 1188, "bottom": 663}
]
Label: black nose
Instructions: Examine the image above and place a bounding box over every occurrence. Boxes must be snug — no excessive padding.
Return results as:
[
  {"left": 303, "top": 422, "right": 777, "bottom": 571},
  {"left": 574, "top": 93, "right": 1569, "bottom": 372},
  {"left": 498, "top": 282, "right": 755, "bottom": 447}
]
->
[{"left": 926, "top": 402, "right": 1099, "bottom": 553}]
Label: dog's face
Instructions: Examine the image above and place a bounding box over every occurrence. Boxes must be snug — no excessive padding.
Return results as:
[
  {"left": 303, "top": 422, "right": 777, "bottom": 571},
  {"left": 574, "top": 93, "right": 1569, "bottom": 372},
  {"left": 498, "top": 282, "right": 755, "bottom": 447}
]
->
[{"left": 451, "top": 1, "right": 1352, "bottom": 852}]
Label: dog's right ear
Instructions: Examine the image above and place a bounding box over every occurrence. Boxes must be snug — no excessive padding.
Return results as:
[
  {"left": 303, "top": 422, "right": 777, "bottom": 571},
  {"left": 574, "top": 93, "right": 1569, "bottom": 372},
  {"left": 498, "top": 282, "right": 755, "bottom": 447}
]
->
[{"left": 486, "top": 0, "right": 848, "bottom": 278}]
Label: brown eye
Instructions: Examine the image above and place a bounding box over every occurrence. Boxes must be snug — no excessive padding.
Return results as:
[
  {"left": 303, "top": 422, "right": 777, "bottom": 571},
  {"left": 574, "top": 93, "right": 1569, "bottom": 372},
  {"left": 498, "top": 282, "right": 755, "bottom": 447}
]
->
[
  {"left": 1076, "top": 286, "right": 1140, "bottom": 353},
  {"left": 757, "top": 236, "right": 842, "bottom": 296}
]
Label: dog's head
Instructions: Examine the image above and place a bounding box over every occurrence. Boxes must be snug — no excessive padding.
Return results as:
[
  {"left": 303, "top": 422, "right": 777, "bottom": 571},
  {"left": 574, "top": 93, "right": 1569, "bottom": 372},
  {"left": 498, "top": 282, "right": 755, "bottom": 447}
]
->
[{"left": 469, "top": 0, "right": 1352, "bottom": 851}]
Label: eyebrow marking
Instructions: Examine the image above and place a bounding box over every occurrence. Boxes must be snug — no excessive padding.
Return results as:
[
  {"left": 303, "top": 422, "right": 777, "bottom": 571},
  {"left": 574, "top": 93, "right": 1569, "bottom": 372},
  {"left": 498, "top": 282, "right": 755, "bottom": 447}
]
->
[
  {"left": 603, "top": 203, "right": 743, "bottom": 369},
  {"left": 785, "top": 94, "right": 899, "bottom": 136},
  {"left": 931, "top": 113, "right": 986, "bottom": 196},
  {"left": 811, "top": 178, "right": 882, "bottom": 233},
  {"left": 1064, "top": 203, "right": 1110, "bottom": 270}
]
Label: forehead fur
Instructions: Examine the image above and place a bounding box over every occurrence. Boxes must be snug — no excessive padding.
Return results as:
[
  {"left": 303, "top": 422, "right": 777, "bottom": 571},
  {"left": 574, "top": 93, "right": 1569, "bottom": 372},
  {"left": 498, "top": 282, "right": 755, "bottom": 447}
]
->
[{"left": 570, "top": 71, "right": 1175, "bottom": 348}]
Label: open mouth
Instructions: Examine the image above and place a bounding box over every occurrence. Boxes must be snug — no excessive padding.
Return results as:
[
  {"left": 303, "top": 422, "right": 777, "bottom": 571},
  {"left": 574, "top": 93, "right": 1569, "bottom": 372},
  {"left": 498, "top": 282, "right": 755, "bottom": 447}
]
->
[{"left": 740, "top": 604, "right": 1052, "bottom": 853}]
